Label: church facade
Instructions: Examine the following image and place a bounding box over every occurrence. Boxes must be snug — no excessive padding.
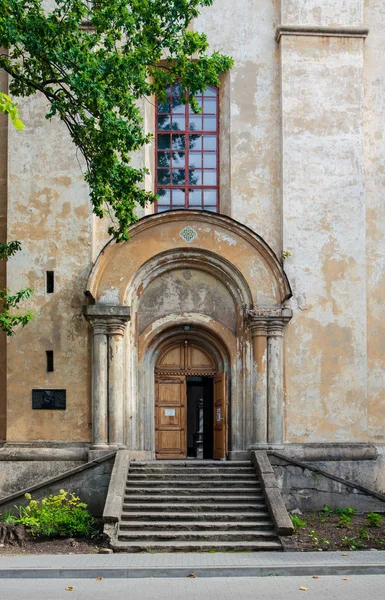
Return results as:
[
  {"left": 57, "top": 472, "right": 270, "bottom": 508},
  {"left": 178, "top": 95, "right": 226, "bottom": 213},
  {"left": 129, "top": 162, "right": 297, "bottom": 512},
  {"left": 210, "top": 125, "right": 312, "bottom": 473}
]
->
[{"left": 1, "top": 0, "right": 385, "bottom": 494}]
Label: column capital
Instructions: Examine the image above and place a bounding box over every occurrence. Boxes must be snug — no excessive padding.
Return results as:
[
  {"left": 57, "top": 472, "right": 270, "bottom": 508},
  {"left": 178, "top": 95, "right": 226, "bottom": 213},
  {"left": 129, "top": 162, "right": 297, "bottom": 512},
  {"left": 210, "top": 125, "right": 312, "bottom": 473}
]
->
[
  {"left": 83, "top": 304, "right": 130, "bottom": 336},
  {"left": 246, "top": 307, "right": 292, "bottom": 335}
]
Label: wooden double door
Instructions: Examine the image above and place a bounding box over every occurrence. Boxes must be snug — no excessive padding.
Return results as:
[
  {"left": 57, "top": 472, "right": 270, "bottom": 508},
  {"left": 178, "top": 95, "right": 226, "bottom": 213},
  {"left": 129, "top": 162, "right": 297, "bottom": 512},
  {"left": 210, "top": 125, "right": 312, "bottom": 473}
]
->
[{"left": 155, "top": 373, "right": 228, "bottom": 460}]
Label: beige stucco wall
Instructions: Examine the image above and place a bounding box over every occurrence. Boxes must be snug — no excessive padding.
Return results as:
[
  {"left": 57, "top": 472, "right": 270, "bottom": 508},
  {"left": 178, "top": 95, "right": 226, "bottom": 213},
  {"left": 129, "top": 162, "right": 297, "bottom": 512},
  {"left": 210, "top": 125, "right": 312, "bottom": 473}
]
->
[
  {"left": 364, "top": 0, "right": 385, "bottom": 441},
  {"left": 6, "top": 94, "right": 92, "bottom": 441},
  {"left": 2, "top": 0, "right": 385, "bottom": 448}
]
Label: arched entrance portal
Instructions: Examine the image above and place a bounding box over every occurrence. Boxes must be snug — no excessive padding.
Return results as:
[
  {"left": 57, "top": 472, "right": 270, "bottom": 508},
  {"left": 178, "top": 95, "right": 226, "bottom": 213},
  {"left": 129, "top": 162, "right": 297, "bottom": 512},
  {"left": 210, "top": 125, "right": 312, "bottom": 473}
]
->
[{"left": 155, "top": 340, "right": 228, "bottom": 460}]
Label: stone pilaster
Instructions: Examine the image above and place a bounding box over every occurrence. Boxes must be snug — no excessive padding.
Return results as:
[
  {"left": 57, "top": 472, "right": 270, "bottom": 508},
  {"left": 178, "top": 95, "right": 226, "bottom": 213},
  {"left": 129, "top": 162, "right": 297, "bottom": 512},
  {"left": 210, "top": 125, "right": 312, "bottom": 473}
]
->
[
  {"left": 84, "top": 305, "right": 130, "bottom": 449},
  {"left": 247, "top": 308, "right": 292, "bottom": 446}
]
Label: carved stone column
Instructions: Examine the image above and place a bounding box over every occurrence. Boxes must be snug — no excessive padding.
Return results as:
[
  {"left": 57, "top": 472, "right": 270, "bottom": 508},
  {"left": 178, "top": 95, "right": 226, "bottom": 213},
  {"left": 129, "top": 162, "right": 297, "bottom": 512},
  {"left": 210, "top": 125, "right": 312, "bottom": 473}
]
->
[
  {"left": 267, "top": 320, "right": 285, "bottom": 444},
  {"left": 84, "top": 305, "right": 130, "bottom": 450},
  {"left": 107, "top": 319, "right": 127, "bottom": 447},
  {"left": 89, "top": 319, "right": 108, "bottom": 449},
  {"left": 249, "top": 319, "right": 268, "bottom": 443},
  {"left": 247, "top": 308, "right": 292, "bottom": 447}
]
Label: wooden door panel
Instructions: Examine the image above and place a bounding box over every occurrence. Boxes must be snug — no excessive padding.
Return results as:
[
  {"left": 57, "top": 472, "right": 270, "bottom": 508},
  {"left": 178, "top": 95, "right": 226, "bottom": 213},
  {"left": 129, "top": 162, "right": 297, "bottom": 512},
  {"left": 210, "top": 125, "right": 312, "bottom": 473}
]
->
[
  {"left": 213, "top": 373, "right": 228, "bottom": 460},
  {"left": 155, "top": 376, "right": 186, "bottom": 459}
]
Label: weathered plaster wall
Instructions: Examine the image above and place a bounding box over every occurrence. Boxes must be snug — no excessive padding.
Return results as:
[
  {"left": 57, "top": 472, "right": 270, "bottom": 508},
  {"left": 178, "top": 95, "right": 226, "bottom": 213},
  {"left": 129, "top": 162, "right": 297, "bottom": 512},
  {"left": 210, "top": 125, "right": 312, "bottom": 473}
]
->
[
  {"left": 194, "top": 0, "right": 282, "bottom": 256},
  {"left": 364, "top": 1, "right": 385, "bottom": 442},
  {"left": 0, "top": 66, "right": 8, "bottom": 441},
  {"left": 138, "top": 268, "right": 237, "bottom": 334},
  {"left": 281, "top": 0, "right": 363, "bottom": 26},
  {"left": 6, "top": 93, "right": 93, "bottom": 441},
  {"left": 281, "top": 4, "right": 368, "bottom": 442}
]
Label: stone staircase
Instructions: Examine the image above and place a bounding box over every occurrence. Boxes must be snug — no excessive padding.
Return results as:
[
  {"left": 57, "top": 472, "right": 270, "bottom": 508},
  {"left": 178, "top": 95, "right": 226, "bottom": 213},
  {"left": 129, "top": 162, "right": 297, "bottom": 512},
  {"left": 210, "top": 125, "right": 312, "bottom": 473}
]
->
[{"left": 111, "top": 460, "right": 283, "bottom": 552}]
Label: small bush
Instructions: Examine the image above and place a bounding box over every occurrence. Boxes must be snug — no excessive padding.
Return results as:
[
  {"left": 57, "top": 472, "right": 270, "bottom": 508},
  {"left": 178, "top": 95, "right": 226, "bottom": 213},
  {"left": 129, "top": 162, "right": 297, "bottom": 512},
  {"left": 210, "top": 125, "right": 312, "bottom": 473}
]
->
[
  {"left": 367, "top": 512, "right": 383, "bottom": 528},
  {"left": 335, "top": 507, "right": 355, "bottom": 517},
  {"left": 341, "top": 535, "right": 365, "bottom": 551},
  {"left": 338, "top": 514, "right": 352, "bottom": 528},
  {"left": 16, "top": 490, "right": 95, "bottom": 538},
  {"left": 290, "top": 514, "right": 307, "bottom": 533},
  {"left": 322, "top": 505, "right": 333, "bottom": 516}
]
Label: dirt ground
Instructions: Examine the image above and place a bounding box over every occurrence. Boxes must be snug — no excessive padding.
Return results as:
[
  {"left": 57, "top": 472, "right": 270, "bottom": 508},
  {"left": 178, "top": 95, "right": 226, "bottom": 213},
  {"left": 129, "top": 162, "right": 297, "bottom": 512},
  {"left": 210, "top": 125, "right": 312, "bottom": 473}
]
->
[
  {"left": 0, "top": 535, "right": 108, "bottom": 556},
  {"left": 0, "top": 511, "right": 384, "bottom": 554},
  {"left": 293, "top": 511, "right": 385, "bottom": 552}
]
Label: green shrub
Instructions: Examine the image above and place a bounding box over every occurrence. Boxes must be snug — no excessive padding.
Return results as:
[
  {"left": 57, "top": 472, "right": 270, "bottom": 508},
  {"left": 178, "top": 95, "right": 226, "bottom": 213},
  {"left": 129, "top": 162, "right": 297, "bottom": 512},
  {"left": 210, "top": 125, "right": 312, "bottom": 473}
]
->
[
  {"left": 338, "top": 514, "right": 352, "bottom": 528},
  {"left": 322, "top": 505, "right": 333, "bottom": 516},
  {"left": 367, "top": 512, "right": 383, "bottom": 528},
  {"left": 16, "top": 490, "right": 95, "bottom": 538},
  {"left": 290, "top": 514, "right": 306, "bottom": 533},
  {"left": 341, "top": 536, "right": 365, "bottom": 551},
  {"left": 335, "top": 507, "right": 355, "bottom": 517}
]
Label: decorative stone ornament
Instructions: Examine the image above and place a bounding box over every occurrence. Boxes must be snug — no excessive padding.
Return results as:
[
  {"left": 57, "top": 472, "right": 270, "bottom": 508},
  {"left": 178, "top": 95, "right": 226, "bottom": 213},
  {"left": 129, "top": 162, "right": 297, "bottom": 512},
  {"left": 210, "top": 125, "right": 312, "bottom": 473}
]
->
[{"left": 179, "top": 226, "right": 197, "bottom": 243}]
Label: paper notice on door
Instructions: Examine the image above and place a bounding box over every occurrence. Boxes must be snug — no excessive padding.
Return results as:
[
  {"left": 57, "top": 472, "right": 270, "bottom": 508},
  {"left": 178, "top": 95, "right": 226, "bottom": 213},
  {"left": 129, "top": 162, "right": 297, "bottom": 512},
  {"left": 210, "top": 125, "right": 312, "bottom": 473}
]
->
[
  {"left": 216, "top": 407, "right": 221, "bottom": 422},
  {"left": 165, "top": 408, "right": 176, "bottom": 417}
]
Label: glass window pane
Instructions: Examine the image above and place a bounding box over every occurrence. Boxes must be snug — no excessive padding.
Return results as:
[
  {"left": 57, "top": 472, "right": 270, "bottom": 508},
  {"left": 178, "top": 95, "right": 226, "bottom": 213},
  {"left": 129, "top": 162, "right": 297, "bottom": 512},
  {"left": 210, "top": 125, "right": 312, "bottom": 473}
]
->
[
  {"left": 204, "top": 135, "right": 217, "bottom": 150},
  {"left": 189, "top": 116, "right": 202, "bottom": 131},
  {"left": 204, "top": 86, "right": 217, "bottom": 97},
  {"left": 172, "top": 82, "right": 183, "bottom": 96},
  {"left": 189, "top": 169, "right": 202, "bottom": 185},
  {"left": 189, "top": 98, "right": 203, "bottom": 112},
  {"left": 157, "top": 205, "right": 171, "bottom": 212},
  {"left": 203, "top": 170, "right": 217, "bottom": 185},
  {"left": 158, "top": 169, "right": 170, "bottom": 185},
  {"left": 165, "top": 85, "right": 172, "bottom": 96},
  {"left": 203, "top": 152, "right": 216, "bottom": 168},
  {"left": 204, "top": 190, "right": 217, "bottom": 206},
  {"left": 158, "top": 115, "right": 171, "bottom": 130},
  {"left": 205, "top": 205, "right": 217, "bottom": 212},
  {"left": 172, "top": 151, "right": 185, "bottom": 167},
  {"left": 189, "top": 152, "right": 202, "bottom": 168},
  {"left": 173, "top": 189, "right": 185, "bottom": 206},
  {"left": 189, "top": 189, "right": 202, "bottom": 206},
  {"left": 172, "top": 169, "right": 185, "bottom": 185},
  {"left": 158, "top": 134, "right": 171, "bottom": 150},
  {"left": 203, "top": 116, "right": 216, "bottom": 131},
  {"left": 172, "top": 116, "right": 185, "bottom": 131},
  {"left": 158, "top": 152, "right": 170, "bottom": 168},
  {"left": 189, "top": 134, "right": 202, "bottom": 151},
  {"left": 172, "top": 97, "right": 185, "bottom": 113},
  {"left": 157, "top": 188, "right": 171, "bottom": 205},
  {"left": 171, "top": 134, "right": 185, "bottom": 150},
  {"left": 158, "top": 101, "right": 170, "bottom": 113},
  {"left": 204, "top": 98, "right": 217, "bottom": 114}
]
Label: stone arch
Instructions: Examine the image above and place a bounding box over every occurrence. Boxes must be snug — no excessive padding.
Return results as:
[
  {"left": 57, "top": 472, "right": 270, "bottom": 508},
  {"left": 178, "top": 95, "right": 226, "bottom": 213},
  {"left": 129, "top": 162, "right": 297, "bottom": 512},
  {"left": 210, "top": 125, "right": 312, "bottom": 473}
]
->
[
  {"left": 83, "top": 211, "right": 292, "bottom": 457},
  {"left": 86, "top": 210, "right": 291, "bottom": 306}
]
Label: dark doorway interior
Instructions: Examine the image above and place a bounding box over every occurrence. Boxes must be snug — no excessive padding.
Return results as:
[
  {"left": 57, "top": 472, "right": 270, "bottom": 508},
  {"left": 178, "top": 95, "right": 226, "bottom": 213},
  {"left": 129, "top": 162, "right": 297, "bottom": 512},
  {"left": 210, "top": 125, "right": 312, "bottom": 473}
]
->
[{"left": 186, "top": 376, "right": 213, "bottom": 459}]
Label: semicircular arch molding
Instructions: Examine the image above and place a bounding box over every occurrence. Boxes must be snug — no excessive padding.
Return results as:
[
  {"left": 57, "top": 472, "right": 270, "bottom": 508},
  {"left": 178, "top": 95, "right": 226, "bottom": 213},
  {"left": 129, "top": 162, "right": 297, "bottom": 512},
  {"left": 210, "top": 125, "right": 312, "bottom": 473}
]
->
[{"left": 87, "top": 210, "right": 291, "bottom": 307}]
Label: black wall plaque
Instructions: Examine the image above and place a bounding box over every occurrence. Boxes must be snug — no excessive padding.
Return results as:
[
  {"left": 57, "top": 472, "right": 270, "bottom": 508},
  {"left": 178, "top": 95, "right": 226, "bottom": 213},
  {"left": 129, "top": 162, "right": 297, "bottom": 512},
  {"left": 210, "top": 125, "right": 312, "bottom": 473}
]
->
[{"left": 32, "top": 389, "right": 66, "bottom": 410}]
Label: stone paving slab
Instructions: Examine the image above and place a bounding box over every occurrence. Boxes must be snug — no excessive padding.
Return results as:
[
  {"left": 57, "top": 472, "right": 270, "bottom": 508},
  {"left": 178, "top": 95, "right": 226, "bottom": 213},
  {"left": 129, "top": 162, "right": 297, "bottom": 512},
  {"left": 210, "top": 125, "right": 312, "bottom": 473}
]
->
[
  {"left": 0, "top": 551, "right": 385, "bottom": 578},
  {"left": 2, "top": 575, "right": 385, "bottom": 600}
]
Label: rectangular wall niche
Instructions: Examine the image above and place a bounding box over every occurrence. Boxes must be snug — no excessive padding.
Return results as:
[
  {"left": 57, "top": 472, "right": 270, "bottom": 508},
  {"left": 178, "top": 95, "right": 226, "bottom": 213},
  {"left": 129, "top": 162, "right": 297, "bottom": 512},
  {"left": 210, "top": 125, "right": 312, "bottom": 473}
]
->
[
  {"left": 32, "top": 389, "right": 66, "bottom": 410},
  {"left": 46, "top": 271, "right": 54, "bottom": 293},
  {"left": 46, "top": 350, "right": 54, "bottom": 372}
]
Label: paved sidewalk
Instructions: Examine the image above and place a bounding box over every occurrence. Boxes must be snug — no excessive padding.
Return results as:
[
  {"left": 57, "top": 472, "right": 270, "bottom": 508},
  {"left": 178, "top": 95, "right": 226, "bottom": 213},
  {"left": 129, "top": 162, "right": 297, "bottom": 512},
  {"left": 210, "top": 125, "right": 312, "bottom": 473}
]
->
[
  {"left": 0, "top": 551, "right": 385, "bottom": 578},
  {"left": 2, "top": 575, "right": 385, "bottom": 600}
]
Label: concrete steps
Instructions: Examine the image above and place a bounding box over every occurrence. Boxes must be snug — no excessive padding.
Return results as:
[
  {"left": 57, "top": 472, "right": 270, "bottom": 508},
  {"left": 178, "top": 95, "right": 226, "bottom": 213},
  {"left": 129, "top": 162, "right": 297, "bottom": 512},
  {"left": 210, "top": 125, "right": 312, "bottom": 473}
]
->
[{"left": 112, "top": 460, "right": 282, "bottom": 552}]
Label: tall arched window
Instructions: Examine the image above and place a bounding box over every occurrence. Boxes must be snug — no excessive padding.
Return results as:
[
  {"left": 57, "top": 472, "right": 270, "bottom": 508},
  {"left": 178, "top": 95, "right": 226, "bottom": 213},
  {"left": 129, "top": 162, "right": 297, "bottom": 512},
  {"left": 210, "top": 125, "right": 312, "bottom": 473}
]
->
[{"left": 156, "top": 84, "right": 219, "bottom": 212}]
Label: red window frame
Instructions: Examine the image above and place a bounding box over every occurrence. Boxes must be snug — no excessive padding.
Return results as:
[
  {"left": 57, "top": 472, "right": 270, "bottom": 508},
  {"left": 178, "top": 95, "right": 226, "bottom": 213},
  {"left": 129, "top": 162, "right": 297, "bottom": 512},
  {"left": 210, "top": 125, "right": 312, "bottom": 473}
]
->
[{"left": 155, "top": 84, "right": 220, "bottom": 213}]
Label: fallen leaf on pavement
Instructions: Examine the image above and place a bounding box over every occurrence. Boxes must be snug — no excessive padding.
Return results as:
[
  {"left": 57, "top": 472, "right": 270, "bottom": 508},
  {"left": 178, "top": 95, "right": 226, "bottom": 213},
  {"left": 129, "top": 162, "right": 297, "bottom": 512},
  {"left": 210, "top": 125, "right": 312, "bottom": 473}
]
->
[
  {"left": 342, "top": 553, "right": 348, "bottom": 556},
  {"left": 188, "top": 573, "right": 196, "bottom": 578},
  {"left": 96, "top": 577, "right": 103, "bottom": 581},
  {"left": 312, "top": 576, "right": 319, "bottom": 579},
  {"left": 299, "top": 586, "right": 309, "bottom": 591},
  {"left": 342, "top": 578, "right": 349, "bottom": 581},
  {"left": 65, "top": 586, "right": 74, "bottom": 591}
]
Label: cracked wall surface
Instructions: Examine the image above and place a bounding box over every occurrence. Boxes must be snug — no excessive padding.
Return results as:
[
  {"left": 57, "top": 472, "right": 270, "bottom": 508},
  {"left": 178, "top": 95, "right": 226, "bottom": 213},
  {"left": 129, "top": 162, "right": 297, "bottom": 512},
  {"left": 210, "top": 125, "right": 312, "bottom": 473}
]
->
[{"left": 1, "top": 0, "right": 385, "bottom": 451}]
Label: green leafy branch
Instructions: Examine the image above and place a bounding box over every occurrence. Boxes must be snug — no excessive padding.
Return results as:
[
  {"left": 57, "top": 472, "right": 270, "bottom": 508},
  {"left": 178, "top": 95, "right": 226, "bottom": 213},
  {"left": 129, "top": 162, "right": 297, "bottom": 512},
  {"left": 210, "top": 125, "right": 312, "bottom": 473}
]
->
[
  {"left": 0, "top": 91, "right": 25, "bottom": 130},
  {"left": 0, "top": 0, "right": 233, "bottom": 241}
]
